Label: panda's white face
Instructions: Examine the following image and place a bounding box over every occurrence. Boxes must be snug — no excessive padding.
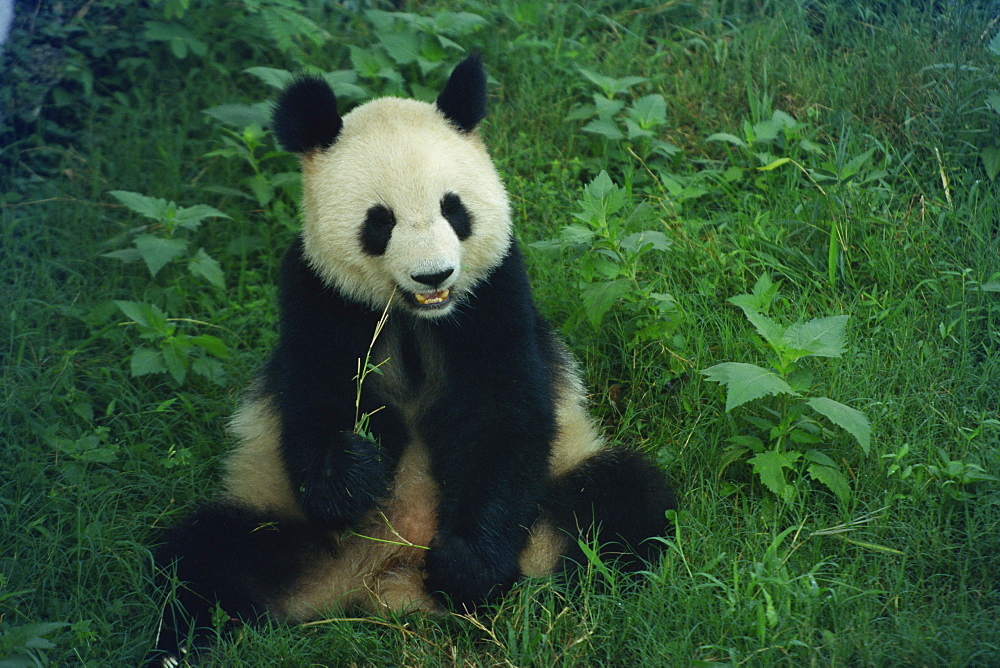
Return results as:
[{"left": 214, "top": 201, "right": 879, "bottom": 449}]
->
[{"left": 299, "top": 97, "right": 511, "bottom": 317}]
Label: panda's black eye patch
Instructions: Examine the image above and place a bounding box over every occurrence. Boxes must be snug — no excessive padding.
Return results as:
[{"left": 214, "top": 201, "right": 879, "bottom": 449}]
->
[
  {"left": 441, "top": 193, "right": 472, "bottom": 241},
  {"left": 360, "top": 204, "right": 396, "bottom": 256}
]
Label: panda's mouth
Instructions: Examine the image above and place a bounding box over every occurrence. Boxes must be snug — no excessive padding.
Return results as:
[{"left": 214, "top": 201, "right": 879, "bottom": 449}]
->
[{"left": 412, "top": 288, "right": 451, "bottom": 308}]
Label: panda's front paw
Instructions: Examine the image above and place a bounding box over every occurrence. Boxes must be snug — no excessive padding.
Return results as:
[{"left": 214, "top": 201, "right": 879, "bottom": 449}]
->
[
  {"left": 297, "top": 432, "right": 389, "bottom": 529},
  {"left": 424, "top": 531, "right": 518, "bottom": 611}
]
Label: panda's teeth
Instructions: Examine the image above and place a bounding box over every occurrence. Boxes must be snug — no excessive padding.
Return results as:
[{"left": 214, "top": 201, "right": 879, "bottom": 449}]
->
[{"left": 415, "top": 288, "right": 450, "bottom": 305}]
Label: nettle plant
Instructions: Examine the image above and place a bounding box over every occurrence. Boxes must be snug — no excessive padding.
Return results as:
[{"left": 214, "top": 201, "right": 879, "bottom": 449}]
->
[
  {"left": 565, "top": 67, "right": 680, "bottom": 177},
  {"left": 531, "top": 171, "right": 684, "bottom": 356},
  {"left": 702, "top": 275, "right": 871, "bottom": 504},
  {"left": 103, "top": 190, "right": 231, "bottom": 386}
]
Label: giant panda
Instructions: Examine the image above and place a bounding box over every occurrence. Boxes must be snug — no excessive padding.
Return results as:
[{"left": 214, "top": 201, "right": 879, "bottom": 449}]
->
[{"left": 148, "top": 54, "right": 676, "bottom": 665}]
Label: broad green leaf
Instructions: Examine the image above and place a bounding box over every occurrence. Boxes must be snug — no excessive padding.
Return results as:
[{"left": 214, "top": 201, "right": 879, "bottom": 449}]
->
[
  {"left": 101, "top": 248, "right": 143, "bottom": 264},
  {"left": 803, "top": 449, "right": 838, "bottom": 467},
  {"left": 781, "top": 315, "right": 848, "bottom": 358},
  {"left": 558, "top": 224, "right": 595, "bottom": 246},
  {"left": 729, "top": 274, "right": 779, "bottom": 312},
  {"left": 807, "top": 396, "right": 872, "bottom": 454},
  {"left": 190, "top": 334, "right": 228, "bottom": 358},
  {"left": 728, "top": 279, "right": 784, "bottom": 347},
  {"left": 841, "top": 148, "right": 875, "bottom": 181},
  {"left": 798, "top": 139, "right": 827, "bottom": 156},
  {"left": 752, "top": 118, "right": 783, "bottom": 143},
  {"left": 162, "top": 340, "right": 189, "bottom": 385},
  {"left": 430, "top": 11, "right": 488, "bottom": 34},
  {"left": 976, "top": 280, "right": 1000, "bottom": 292},
  {"left": 986, "top": 92, "right": 1000, "bottom": 116},
  {"left": 134, "top": 234, "right": 187, "bottom": 277},
  {"left": 244, "top": 66, "right": 292, "bottom": 88},
  {"left": 719, "top": 442, "right": 753, "bottom": 475},
  {"left": 203, "top": 102, "right": 271, "bottom": 129},
  {"left": 582, "top": 117, "right": 624, "bottom": 140},
  {"left": 0, "top": 622, "right": 68, "bottom": 654},
  {"left": 989, "top": 30, "right": 1000, "bottom": 56},
  {"left": 143, "top": 21, "right": 207, "bottom": 59},
  {"left": 575, "top": 171, "right": 627, "bottom": 223},
  {"left": 701, "top": 362, "right": 798, "bottom": 412},
  {"left": 652, "top": 139, "right": 682, "bottom": 159},
  {"left": 628, "top": 94, "right": 666, "bottom": 128},
  {"left": 706, "top": 132, "right": 747, "bottom": 149},
  {"left": 350, "top": 45, "right": 394, "bottom": 78},
  {"left": 188, "top": 248, "right": 225, "bottom": 289},
  {"left": 621, "top": 230, "right": 670, "bottom": 254},
  {"left": 115, "top": 300, "right": 167, "bottom": 331},
  {"left": 771, "top": 109, "right": 798, "bottom": 129},
  {"left": 244, "top": 174, "right": 275, "bottom": 207},
  {"left": 564, "top": 104, "right": 596, "bottom": 122},
  {"left": 981, "top": 146, "right": 1000, "bottom": 180},
  {"left": 377, "top": 30, "right": 420, "bottom": 65},
  {"left": 110, "top": 190, "right": 170, "bottom": 221},
  {"left": 623, "top": 118, "right": 653, "bottom": 139},
  {"left": 590, "top": 254, "right": 622, "bottom": 280},
  {"left": 790, "top": 428, "right": 823, "bottom": 444},
  {"left": 576, "top": 67, "right": 646, "bottom": 97},
  {"left": 262, "top": 6, "right": 328, "bottom": 51},
  {"left": 584, "top": 170, "right": 616, "bottom": 201},
  {"left": 729, "top": 434, "right": 765, "bottom": 452},
  {"left": 581, "top": 279, "right": 631, "bottom": 327},
  {"left": 592, "top": 96, "right": 626, "bottom": 118},
  {"left": 192, "top": 357, "right": 228, "bottom": 384},
  {"left": 624, "top": 201, "right": 657, "bottom": 227},
  {"left": 737, "top": 308, "right": 784, "bottom": 350},
  {"left": 749, "top": 450, "right": 801, "bottom": 500},
  {"left": 786, "top": 367, "right": 815, "bottom": 393},
  {"left": 807, "top": 462, "right": 851, "bottom": 503},
  {"left": 174, "top": 204, "right": 230, "bottom": 231},
  {"left": 322, "top": 71, "right": 368, "bottom": 103},
  {"left": 130, "top": 347, "right": 166, "bottom": 377}
]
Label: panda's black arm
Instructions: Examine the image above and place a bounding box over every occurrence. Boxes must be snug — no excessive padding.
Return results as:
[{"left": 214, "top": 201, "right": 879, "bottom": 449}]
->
[
  {"left": 421, "top": 245, "right": 558, "bottom": 607},
  {"left": 263, "top": 237, "right": 404, "bottom": 529}
]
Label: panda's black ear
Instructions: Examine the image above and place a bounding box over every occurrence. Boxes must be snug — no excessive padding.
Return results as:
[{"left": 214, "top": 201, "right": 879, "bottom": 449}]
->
[
  {"left": 272, "top": 76, "right": 343, "bottom": 154},
  {"left": 435, "top": 53, "right": 487, "bottom": 133}
]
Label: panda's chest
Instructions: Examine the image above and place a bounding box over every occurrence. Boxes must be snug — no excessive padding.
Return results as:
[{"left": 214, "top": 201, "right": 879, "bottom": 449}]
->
[{"left": 367, "top": 320, "right": 446, "bottom": 419}]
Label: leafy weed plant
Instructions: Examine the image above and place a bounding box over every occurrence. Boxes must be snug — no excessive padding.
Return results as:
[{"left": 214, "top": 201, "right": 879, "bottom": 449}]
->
[
  {"left": 703, "top": 275, "right": 871, "bottom": 504},
  {"left": 103, "top": 191, "right": 231, "bottom": 386},
  {"left": 530, "top": 171, "right": 686, "bottom": 368}
]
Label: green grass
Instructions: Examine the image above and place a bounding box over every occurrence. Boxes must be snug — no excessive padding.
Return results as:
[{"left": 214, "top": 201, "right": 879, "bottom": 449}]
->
[{"left": 3, "top": 0, "right": 999, "bottom": 665}]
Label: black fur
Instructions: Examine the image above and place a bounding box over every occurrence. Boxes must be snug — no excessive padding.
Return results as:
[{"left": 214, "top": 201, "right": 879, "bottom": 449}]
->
[
  {"left": 544, "top": 448, "right": 677, "bottom": 572},
  {"left": 272, "top": 76, "right": 342, "bottom": 154},
  {"left": 435, "top": 54, "right": 487, "bottom": 133},
  {"left": 360, "top": 204, "right": 397, "bottom": 257},
  {"left": 148, "top": 502, "right": 327, "bottom": 666},
  {"left": 440, "top": 193, "right": 472, "bottom": 240},
  {"left": 263, "top": 238, "right": 405, "bottom": 529}
]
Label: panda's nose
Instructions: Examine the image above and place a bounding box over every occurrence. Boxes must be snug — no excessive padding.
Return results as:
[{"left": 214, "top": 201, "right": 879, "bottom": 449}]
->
[{"left": 411, "top": 269, "right": 455, "bottom": 289}]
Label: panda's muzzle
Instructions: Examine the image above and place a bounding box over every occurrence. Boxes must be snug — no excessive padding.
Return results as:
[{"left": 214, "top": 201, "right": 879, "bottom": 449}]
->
[{"left": 409, "top": 268, "right": 455, "bottom": 309}]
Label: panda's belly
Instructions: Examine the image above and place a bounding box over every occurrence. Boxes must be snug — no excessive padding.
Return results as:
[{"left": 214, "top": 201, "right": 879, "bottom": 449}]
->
[{"left": 281, "top": 438, "right": 441, "bottom": 618}]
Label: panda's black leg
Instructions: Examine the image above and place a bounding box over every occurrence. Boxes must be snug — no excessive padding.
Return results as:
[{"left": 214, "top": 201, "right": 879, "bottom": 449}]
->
[
  {"left": 146, "top": 502, "right": 324, "bottom": 666},
  {"left": 543, "top": 448, "right": 676, "bottom": 573}
]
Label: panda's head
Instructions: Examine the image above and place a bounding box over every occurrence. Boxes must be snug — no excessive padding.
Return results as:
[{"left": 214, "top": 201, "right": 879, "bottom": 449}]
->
[{"left": 271, "top": 55, "right": 511, "bottom": 318}]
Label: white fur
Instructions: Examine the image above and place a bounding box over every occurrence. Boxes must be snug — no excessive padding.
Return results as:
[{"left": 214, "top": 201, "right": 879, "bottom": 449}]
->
[{"left": 299, "top": 97, "right": 511, "bottom": 316}]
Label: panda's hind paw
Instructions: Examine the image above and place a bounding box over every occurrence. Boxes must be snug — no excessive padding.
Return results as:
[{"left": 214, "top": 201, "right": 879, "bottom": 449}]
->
[{"left": 424, "top": 531, "right": 519, "bottom": 611}]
